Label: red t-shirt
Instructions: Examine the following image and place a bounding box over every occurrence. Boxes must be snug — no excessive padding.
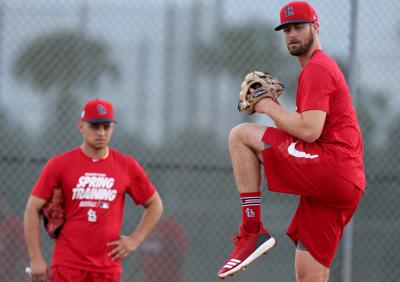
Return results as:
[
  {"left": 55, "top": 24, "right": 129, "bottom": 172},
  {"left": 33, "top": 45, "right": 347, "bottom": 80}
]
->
[
  {"left": 31, "top": 147, "right": 156, "bottom": 273},
  {"left": 296, "top": 49, "right": 365, "bottom": 191}
]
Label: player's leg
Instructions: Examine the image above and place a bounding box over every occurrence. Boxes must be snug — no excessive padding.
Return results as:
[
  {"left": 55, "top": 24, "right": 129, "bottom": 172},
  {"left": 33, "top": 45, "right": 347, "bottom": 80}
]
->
[
  {"left": 295, "top": 244, "right": 329, "bottom": 282},
  {"left": 218, "top": 123, "right": 276, "bottom": 279},
  {"left": 287, "top": 189, "right": 362, "bottom": 282},
  {"left": 228, "top": 123, "right": 265, "bottom": 194},
  {"left": 261, "top": 127, "right": 363, "bottom": 280}
]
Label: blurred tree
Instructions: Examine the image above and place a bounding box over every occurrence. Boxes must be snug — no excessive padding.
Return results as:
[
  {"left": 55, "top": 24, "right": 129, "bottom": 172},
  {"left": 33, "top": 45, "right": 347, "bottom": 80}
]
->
[
  {"left": 194, "top": 21, "right": 292, "bottom": 81},
  {"left": 13, "top": 30, "right": 119, "bottom": 95},
  {"left": 12, "top": 30, "right": 120, "bottom": 153}
]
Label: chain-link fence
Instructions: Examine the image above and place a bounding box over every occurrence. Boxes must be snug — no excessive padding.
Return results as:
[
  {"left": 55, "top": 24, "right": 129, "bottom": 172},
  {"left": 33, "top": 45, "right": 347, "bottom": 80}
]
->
[{"left": 1, "top": 0, "right": 399, "bottom": 281}]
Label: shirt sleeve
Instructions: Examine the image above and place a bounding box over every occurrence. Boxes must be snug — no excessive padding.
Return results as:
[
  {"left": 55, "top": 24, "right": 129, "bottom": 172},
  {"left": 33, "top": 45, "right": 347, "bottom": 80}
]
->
[
  {"left": 298, "top": 63, "right": 336, "bottom": 113},
  {"left": 31, "top": 158, "right": 59, "bottom": 201},
  {"left": 127, "top": 158, "right": 156, "bottom": 205}
]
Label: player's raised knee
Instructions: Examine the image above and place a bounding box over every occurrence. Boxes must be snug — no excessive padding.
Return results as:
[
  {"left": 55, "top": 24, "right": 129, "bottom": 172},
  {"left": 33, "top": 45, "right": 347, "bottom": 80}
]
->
[{"left": 229, "top": 123, "right": 253, "bottom": 146}]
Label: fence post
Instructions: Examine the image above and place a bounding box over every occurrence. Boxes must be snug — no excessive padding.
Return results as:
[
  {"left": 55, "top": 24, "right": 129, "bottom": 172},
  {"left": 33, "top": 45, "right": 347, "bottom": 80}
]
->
[{"left": 342, "top": 0, "right": 359, "bottom": 282}]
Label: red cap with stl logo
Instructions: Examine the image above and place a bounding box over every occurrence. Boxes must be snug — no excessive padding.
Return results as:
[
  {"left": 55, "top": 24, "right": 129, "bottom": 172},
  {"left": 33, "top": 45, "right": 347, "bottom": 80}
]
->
[
  {"left": 275, "top": 1, "right": 318, "bottom": 31},
  {"left": 80, "top": 98, "right": 116, "bottom": 124}
]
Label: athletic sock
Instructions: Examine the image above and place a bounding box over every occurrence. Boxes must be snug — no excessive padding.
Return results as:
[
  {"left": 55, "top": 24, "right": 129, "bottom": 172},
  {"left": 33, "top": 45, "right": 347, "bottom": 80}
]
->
[{"left": 240, "top": 192, "right": 261, "bottom": 233}]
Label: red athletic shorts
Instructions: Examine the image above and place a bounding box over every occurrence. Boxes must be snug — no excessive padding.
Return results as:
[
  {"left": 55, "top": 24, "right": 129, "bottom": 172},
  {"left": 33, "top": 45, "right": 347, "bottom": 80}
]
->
[
  {"left": 51, "top": 265, "right": 120, "bottom": 282},
  {"left": 261, "top": 127, "right": 363, "bottom": 268}
]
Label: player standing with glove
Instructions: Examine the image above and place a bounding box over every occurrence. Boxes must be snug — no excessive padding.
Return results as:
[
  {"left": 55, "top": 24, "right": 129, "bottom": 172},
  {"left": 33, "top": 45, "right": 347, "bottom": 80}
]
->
[
  {"left": 218, "top": 2, "right": 365, "bottom": 281},
  {"left": 24, "top": 98, "right": 163, "bottom": 282}
]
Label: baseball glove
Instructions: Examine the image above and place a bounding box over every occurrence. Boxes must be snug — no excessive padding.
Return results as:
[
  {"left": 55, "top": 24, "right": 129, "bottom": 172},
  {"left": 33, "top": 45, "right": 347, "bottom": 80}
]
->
[
  {"left": 238, "top": 71, "right": 284, "bottom": 114},
  {"left": 41, "top": 187, "right": 65, "bottom": 239}
]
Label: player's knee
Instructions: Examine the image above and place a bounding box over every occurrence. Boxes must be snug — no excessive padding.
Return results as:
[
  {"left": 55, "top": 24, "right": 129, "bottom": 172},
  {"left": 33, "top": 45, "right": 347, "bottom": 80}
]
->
[
  {"left": 229, "top": 123, "right": 252, "bottom": 148},
  {"left": 295, "top": 264, "right": 329, "bottom": 282}
]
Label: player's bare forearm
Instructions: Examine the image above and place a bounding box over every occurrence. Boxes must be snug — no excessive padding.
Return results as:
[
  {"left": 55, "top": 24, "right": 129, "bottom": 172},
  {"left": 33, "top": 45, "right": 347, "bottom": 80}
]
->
[
  {"left": 24, "top": 196, "right": 50, "bottom": 280},
  {"left": 131, "top": 192, "right": 163, "bottom": 243},
  {"left": 107, "top": 192, "right": 163, "bottom": 261},
  {"left": 255, "top": 98, "right": 326, "bottom": 143},
  {"left": 24, "top": 196, "right": 47, "bottom": 261}
]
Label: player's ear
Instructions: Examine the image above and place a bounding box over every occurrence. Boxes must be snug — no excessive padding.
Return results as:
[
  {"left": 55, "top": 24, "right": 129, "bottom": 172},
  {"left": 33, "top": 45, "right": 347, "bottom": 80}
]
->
[
  {"left": 310, "top": 23, "right": 319, "bottom": 36},
  {"left": 77, "top": 121, "right": 84, "bottom": 131}
]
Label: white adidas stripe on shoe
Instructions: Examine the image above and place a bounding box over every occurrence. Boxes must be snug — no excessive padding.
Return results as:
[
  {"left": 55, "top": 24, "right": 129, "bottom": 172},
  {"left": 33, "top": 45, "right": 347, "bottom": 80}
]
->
[{"left": 218, "top": 236, "right": 276, "bottom": 279}]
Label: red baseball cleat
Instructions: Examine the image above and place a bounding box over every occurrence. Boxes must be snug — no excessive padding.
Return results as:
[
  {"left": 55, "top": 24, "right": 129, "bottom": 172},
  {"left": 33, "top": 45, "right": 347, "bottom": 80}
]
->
[{"left": 217, "top": 223, "right": 276, "bottom": 279}]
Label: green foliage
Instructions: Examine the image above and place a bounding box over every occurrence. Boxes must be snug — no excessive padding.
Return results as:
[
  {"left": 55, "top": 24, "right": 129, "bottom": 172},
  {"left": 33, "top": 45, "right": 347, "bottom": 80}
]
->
[
  {"left": 13, "top": 30, "right": 120, "bottom": 92},
  {"left": 194, "top": 21, "right": 290, "bottom": 79}
]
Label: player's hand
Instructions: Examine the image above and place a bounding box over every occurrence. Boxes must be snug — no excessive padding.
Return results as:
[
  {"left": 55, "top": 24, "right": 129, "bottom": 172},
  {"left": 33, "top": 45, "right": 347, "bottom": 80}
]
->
[
  {"left": 29, "top": 258, "right": 50, "bottom": 282},
  {"left": 107, "top": 235, "right": 140, "bottom": 261},
  {"left": 253, "top": 94, "right": 277, "bottom": 113}
]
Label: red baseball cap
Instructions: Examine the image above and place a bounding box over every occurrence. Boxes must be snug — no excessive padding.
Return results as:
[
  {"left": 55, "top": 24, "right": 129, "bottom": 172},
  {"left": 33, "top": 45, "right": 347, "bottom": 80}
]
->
[
  {"left": 80, "top": 98, "right": 116, "bottom": 123},
  {"left": 275, "top": 1, "right": 318, "bottom": 31}
]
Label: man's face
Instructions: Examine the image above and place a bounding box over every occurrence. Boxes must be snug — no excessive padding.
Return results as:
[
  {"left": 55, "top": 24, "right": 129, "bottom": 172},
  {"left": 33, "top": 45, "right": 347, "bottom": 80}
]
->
[
  {"left": 79, "top": 121, "right": 114, "bottom": 150},
  {"left": 283, "top": 23, "right": 315, "bottom": 56}
]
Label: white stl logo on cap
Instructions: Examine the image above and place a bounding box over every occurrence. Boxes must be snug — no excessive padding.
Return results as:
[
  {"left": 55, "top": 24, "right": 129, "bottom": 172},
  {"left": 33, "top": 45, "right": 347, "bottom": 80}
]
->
[
  {"left": 97, "top": 104, "right": 107, "bottom": 116},
  {"left": 81, "top": 110, "right": 86, "bottom": 119},
  {"left": 285, "top": 6, "right": 294, "bottom": 17}
]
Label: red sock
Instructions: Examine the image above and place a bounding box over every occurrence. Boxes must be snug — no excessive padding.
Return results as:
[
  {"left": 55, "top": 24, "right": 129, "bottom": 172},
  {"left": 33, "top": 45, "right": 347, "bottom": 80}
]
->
[{"left": 240, "top": 192, "right": 261, "bottom": 233}]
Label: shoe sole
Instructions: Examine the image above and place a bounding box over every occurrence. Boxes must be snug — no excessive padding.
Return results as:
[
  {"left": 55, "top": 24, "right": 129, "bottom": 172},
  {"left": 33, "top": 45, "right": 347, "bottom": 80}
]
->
[{"left": 218, "top": 237, "right": 276, "bottom": 279}]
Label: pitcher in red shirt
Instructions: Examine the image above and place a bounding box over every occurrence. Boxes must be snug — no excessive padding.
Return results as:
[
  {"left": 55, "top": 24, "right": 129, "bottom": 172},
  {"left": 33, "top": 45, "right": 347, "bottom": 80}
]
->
[
  {"left": 24, "top": 98, "right": 163, "bottom": 282},
  {"left": 218, "top": 2, "right": 365, "bottom": 281}
]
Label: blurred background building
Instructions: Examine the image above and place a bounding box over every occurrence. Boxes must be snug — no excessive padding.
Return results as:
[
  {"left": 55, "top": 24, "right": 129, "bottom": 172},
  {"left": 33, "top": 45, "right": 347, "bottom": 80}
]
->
[{"left": 0, "top": 0, "right": 399, "bottom": 281}]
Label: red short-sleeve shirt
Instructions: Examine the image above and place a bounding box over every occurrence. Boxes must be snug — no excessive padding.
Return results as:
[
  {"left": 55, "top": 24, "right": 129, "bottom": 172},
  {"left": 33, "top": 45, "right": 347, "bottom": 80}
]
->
[
  {"left": 32, "top": 147, "right": 156, "bottom": 273},
  {"left": 295, "top": 49, "right": 365, "bottom": 191}
]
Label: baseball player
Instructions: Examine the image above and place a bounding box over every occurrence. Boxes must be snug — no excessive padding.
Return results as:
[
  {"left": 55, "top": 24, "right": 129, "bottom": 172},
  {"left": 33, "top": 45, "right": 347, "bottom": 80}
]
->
[
  {"left": 24, "top": 98, "right": 163, "bottom": 282},
  {"left": 218, "top": 2, "right": 366, "bottom": 281}
]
